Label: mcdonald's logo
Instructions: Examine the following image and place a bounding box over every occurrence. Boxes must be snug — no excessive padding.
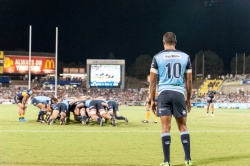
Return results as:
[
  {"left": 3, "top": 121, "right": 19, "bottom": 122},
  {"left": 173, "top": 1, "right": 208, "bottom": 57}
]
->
[
  {"left": 0, "top": 51, "right": 3, "bottom": 59},
  {"left": 44, "top": 60, "right": 55, "bottom": 69}
]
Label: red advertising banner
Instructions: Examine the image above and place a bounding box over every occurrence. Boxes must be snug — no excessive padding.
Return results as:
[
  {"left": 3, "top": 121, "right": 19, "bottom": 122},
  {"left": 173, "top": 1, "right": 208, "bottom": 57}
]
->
[
  {"left": 4, "top": 55, "right": 55, "bottom": 74},
  {"left": 63, "top": 68, "right": 85, "bottom": 74}
]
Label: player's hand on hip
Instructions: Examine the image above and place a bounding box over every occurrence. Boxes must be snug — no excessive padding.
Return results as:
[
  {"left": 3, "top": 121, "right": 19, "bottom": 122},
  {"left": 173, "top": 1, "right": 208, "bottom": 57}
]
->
[{"left": 186, "top": 100, "right": 191, "bottom": 113}]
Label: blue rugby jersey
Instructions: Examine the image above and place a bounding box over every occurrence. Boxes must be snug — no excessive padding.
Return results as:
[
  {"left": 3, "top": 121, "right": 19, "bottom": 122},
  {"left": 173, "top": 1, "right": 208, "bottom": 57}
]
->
[
  {"left": 84, "top": 100, "right": 92, "bottom": 108},
  {"left": 34, "top": 96, "right": 51, "bottom": 104},
  {"left": 151, "top": 50, "right": 192, "bottom": 95},
  {"left": 60, "top": 99, "right": 70, "bottom": 109}
]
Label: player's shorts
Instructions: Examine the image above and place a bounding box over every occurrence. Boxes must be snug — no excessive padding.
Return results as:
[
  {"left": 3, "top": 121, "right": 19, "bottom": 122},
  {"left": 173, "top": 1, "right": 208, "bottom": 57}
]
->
[
  {"left": 54, "top": 103, "right": 68, "bottom": 113},
  {"left": 157, "top": 90, "right": 187, "bottom": 118},
  {"left": 75, "top": 101, "right": 85, "bottom": 110},
  {"left": 207, "top": 98, "right": 215, "bottom": 103},
  {"left": 108, "top": 101, "right": 118, "bottom": 112},
  {"left": 14, "top": 95, "right": 22, "bottom": 104},
  {"left": 68, "top": 104, "right": 76, "bottom": 112},
  {"left": 89, "top": 100, "right": 104, "bottom": 111}
]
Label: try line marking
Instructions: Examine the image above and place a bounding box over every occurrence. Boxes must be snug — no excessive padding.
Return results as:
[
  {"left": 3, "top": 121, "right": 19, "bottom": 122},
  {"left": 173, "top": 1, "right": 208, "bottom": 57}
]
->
[{"left": 0, "top": 130, "right": 250, "bottom": 133}]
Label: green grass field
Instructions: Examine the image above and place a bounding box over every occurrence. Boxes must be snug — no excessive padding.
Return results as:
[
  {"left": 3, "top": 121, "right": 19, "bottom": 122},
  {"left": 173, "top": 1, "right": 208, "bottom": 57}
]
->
[{"left": 0, "top": 105, "right": 250, "bottom": 166}]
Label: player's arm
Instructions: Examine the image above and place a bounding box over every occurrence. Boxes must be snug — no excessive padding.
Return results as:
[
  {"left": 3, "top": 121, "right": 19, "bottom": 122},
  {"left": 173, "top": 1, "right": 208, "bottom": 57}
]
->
[
  {"left": 149, "top": 56, "right": 158, "bottom": 114},
  {"left": 205, "top": 91, "right": 209, "bottom": 100},
  {"left": 185, "top": 57, "right": 192, "bottom": 113},
  {"left": 76, "top": 102, "right": 84, "bottom": 108},
  {"left": 21, "top": 95, "right": 29, "bottom": 109},
  {"left": 213, "top": 91, "right": 216, "bottom": 101},
  {"left": 21, "top": 91, "right": 30, "bottom": 104},
  {"left": 46, "top": 104, "right": 53, "bottom": 112},
  {"left": 69, "top": 99, "right": 80, "bottom": 105},
  {"left": 146, "top": 76, "right": 151, "bottom": 103},
  {"left": 101, "top": 102, "right": 108, "bottom": 108},
  {"left": 185, "top": 71, "right": 192, "bottom": 101},
  {"left": 146, "top": 91, "right": 151, "bottom": 104},
  {"left": 150, "top": 71, "right": 157, "bottom": 103},
  {"left": 22, "top": 96, "right": 28, "bottom": 104}
]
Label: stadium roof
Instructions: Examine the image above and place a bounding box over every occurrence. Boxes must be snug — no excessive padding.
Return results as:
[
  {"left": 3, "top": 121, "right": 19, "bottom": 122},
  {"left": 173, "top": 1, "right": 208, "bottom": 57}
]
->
[{"left": 3, "top": 50, "right": 54, "bottom": 57}]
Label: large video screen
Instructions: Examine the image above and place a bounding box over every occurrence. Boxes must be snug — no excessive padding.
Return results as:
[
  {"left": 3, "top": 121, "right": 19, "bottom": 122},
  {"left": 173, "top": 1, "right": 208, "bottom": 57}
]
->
[{"left": 89, "top": 64, "right": 121, "bottom": 88}]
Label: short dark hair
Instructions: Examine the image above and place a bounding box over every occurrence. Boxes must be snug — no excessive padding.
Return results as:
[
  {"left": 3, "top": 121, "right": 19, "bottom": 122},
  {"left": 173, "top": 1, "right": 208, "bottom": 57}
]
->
[
  {"left": 51, "top": 97, "right": 58, "bottom": 102},
  {"left": 163, "top": 32, "right": 177, "bottom": 45},
  {"left": 32, "top": 86, "right": 38, "bottom": 90}
]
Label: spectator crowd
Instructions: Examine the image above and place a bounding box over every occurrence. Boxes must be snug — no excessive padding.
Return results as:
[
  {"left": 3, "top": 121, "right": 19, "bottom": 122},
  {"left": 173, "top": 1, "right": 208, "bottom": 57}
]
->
[
  {"left": 192, "top": 90, "right": 250, "bottom": 103},
  {"left": 0, "top": 86, "right": 147, "bottom": 105}
]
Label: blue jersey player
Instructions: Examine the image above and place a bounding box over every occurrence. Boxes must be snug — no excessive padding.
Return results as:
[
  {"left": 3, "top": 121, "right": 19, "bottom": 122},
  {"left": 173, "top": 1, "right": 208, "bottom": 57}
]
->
[
  {"left": 206, "top": 86, "right": 216, "bottom": 116},
  {"left": 149, "top": 32, "right": 192, "bottom": 166},
  {"left": 32, "top": 96, "right": 57, "bottom": 123},
  {"left": 47, "top": 98, "right": 70, "bottom": 125}
]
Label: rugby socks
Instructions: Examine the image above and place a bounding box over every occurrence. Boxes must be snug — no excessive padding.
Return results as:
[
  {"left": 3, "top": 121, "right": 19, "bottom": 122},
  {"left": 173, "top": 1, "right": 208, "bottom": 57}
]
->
[
  {"left": 40, "top": 111, "right": 45, "bottom": 120},
  {"left": 116, "top": 116, "right": 125, "bottom": 120},
  {"left": 77, "top": 116, "right": 82, "bottom": 121},
  {"left": 110, "top": 114, "right": 114, "bottom": 118},
  {"left": 21, "top": 114, "right": 25, "bottom": 119},
  {"left": 180, "top": 131, "right": 191, "bottom": 161},
  {"left": 82, "top": 116, "right": 87, "bottom": 121},
  {"left": 145, "top": 111, "right": 150, "bottom": 121},
  {"left": 37, "top": 110, "right": 42, "bottom": 120},
  {"left": 97, "top": 117, "right": 102, "bottom": 122},
  {"left": 161, "top": 133, "right": 171, "bottom": 162},
  {"left": 154, "top": 115, "right": 158, "bottom": 122}
]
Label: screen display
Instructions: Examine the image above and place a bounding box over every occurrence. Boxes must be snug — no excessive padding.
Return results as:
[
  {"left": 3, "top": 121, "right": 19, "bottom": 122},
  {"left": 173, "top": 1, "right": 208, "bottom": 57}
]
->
[{"left": 89, "top": 64, "right": 121, "bottom": 88}]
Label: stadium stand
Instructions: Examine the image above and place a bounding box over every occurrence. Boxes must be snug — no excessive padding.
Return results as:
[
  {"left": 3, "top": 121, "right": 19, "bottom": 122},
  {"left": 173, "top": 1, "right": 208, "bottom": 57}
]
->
[{"left": 198, "top": 79, "right": 223, "bottom": 96}]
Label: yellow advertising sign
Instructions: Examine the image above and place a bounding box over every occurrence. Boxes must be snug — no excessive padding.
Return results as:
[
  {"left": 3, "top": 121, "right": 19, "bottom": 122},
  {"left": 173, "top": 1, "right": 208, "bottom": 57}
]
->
[
  {"left": 44, "top": 60, "right": 55, "bottom": 69},
  {"left": 0, "top": 51, "right": 3, "bottom": 58},
  {"left": 4, "top": 57, "right": 13, "bottom": 68},
  {"left": 0, "top": 66, "right": 3, "bottom": 74}
]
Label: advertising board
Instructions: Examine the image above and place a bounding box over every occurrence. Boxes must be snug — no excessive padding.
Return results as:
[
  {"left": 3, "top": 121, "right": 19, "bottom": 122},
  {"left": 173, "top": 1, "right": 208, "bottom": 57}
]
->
[{"left": 4, "top": 55, "right": 55, "bottom": 74}]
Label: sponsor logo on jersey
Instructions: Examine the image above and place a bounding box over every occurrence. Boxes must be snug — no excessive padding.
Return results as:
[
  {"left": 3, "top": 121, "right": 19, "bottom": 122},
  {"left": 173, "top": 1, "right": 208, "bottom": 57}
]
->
[{"left": 164, "top": 54, "right": 181, "bottom": 59}]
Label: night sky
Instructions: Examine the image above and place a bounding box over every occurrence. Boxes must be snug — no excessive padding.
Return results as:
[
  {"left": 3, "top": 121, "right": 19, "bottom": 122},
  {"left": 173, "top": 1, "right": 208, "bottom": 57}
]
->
[{"left": 1, "top": 0, "right": 250, "bottom": 72}]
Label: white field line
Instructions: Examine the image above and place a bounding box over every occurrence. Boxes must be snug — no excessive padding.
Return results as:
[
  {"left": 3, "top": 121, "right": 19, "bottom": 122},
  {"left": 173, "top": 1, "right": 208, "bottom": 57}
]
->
[{"left": 0, "top": 130, "right": 250, "bottom": 133}]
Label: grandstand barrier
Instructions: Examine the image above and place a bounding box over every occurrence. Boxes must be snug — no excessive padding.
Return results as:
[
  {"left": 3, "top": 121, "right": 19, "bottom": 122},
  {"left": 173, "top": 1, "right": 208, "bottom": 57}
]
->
[
  {"left": 0, "top": 99, "right": 14, "bottom": 104},
  {"left": 242, "top": 80, "right": 250, "bottom": 84},
  {"left": 1, "top": 102, "right": 13, "bottom": 104},
  {"left": 125, "top": 101, "right": 146, "bottom": 106},
  {"left": 41, "top": 80, "right": 82, "bottom": 86},
  {"left": 192, "top": 102, "right": 250, "bottom": 109}
]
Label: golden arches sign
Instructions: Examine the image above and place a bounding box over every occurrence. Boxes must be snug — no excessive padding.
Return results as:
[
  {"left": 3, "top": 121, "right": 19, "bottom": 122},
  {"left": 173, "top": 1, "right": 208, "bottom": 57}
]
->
[{"left": 44, "top": 60, "right": 55, "bottom": 69}]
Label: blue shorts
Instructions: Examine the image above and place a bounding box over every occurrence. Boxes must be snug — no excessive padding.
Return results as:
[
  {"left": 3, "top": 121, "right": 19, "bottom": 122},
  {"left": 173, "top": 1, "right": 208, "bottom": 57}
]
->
[
  {"left": 14, "top": 95, "right": 22, "bottom": 104},
  {"left": 108, "top": 101, "right": 118, "bottom": 112},
  {"left": 157, "top": 90, "right": 187, "bottom": 118},
  {"left": 54, "top": 103, "right": 68, "bottom": 113},
  {"left": 207, "top": 98, "right": 215, "bottom": 103},
  {"left": 89, "top": 100, "right": 104, "bottom": 111}
]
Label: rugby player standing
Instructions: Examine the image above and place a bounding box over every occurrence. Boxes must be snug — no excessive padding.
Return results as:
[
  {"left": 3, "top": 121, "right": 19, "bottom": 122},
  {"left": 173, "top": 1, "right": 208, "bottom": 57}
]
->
[
  {"left": 150, "top": 32, "right": 192, "bottom": 166},
  {"left": 206, "top": 86, "right": 216, "bottom": 116},
  {"left": 141, "top": 75, "right": 158, "bottom": 123}
]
